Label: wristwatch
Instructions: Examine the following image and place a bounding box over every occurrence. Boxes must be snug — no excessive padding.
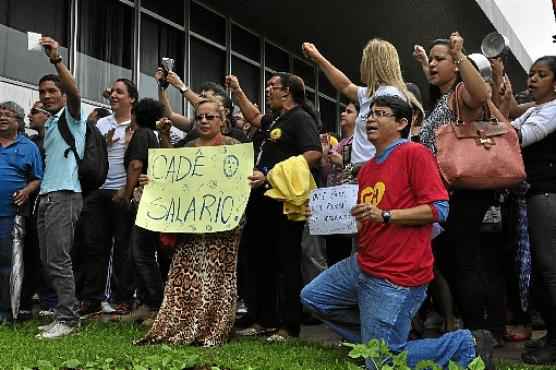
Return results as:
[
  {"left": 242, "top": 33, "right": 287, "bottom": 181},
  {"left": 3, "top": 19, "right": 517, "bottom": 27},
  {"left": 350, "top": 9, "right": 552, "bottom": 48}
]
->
[
  {"left": 382, "top": 210, "right": 392, "bottom": 224},
  {"left": 49, "top": 56, "right": 63, "bottom": 65},
  {"left": 179, "top": 85, "right": 190, "bottom": 95}
]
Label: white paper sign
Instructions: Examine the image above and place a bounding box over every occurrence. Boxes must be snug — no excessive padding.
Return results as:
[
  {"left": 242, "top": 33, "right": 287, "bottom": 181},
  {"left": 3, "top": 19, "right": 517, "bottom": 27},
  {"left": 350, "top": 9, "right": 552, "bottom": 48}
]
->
[
  {"left": 308, "top": 184, "right": 359, "bottom": 235},
  {"left": 27, "top": 32, "right": 42, "bottom": 52}
]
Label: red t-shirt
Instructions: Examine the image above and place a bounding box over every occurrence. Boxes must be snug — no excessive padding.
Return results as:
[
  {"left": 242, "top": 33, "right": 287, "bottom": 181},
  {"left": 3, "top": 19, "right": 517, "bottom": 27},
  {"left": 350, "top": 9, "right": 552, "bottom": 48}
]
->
[{"left": 356, "top": 142, "right": 448, "bottom": 287}]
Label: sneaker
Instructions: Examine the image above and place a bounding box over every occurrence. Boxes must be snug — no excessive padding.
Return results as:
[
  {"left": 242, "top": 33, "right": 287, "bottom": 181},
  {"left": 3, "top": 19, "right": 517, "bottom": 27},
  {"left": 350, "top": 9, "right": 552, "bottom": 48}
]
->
[
  {"left": 36, "top": 322, "right": 76, "bottom": 339},
  {"left": 38, "top": 321, "right": 57, "bottom": 332},
  {"left": 236, "top": 299, "right": 248, "bottom": 315},
  {"left": 472, "top": 330, "right": 496, "bottom": 370},
  {"left": 101, "top": 301, "right": 116, "bottom": 314},
  {"left": 117, "top": 304, "right": 155, "bottom": 323},
  {"left": 38, "top": 309, "right": 55, "bottom": 319}
]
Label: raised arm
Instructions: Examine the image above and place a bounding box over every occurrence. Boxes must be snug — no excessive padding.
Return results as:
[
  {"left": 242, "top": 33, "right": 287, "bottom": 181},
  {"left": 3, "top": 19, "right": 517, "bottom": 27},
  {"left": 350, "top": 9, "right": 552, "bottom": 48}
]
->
[
  {"left": 225, "top": 75, "right": 264, "bottom": 128},
  {"left": 302, "top": 42, "right": 359, "bottom": 102},
  {"left": 166, "top": 71, "right": 204, "bottom": 107},
  {"left": 154, "top": 68, "right": 194, "bottom": 132},
  {"left": 413, "top": 44, "right": 431, "bottom": 81},
  {"left": 40, "top": 37, "right": 81, "bottom": 119},
  {"left": 448, "top": 32, "right": 490, "bottom": 111}
]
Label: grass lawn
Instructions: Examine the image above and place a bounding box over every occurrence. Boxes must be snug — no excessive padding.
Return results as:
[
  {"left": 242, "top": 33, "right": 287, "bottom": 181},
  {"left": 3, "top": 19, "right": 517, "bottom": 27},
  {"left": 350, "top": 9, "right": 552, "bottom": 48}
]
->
[{"left": 0, "top": 321, "right": 553, "bottom": 370}]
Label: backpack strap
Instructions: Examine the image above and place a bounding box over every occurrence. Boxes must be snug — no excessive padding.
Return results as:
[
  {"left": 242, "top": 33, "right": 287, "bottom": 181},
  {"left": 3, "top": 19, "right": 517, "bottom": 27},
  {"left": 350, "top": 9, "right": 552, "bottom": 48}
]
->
[{"left": 57, "top": 109, "right": 81, "bottom": 163}]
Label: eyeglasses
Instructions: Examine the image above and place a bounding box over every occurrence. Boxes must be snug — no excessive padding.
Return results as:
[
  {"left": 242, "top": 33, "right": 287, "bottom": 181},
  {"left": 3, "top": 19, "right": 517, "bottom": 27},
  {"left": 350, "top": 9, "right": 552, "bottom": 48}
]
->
[
  {"left": 266, "top": 83, "right": 283, "bottom": 90},
  {"left": 30, "top": 107, "right": 51, "bottom": 116},
  {"left": 0, "top": 111, "right": 17, "bottom": 119},
  {"left": 195, "top": 113, "right": 219, "bottom": 122},
  {"left": 362, "top": 110, "right": 395, "bottom": 120}
]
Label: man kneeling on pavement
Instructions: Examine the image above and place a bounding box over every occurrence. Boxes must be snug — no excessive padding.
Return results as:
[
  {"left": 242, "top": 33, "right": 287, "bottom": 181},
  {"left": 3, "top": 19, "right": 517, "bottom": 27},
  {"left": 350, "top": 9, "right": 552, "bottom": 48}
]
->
[{"left": 301, "top": 95, "right": 496, "bottom": 370}]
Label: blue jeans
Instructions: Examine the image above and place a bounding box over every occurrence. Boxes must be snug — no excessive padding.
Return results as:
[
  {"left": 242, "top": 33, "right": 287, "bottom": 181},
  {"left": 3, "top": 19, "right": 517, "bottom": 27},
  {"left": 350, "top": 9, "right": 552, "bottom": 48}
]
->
[{"left": 301, "top": 254, "right": 476, "bottom": 369}]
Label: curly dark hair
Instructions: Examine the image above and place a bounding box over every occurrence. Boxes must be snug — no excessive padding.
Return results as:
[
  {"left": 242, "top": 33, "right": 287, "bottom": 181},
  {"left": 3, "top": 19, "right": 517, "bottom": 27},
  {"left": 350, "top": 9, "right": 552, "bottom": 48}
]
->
[{"left": 133, "top": 98, "right": 164, "bottom": 130}]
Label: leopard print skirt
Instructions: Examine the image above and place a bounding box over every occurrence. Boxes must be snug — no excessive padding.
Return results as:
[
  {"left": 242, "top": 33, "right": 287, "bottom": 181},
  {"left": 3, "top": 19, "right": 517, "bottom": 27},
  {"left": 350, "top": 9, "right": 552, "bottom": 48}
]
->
[{"left": 138, "top": 228, "right": 240, "bottom": 346}]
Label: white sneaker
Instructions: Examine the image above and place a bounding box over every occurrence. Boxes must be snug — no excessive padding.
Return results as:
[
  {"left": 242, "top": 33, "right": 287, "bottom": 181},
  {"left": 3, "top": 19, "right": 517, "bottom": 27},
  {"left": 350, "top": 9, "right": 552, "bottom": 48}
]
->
[
  {"left": 236, "top": 299, "right": 248, "bottom": 315},
  {"left": 38, "top": 321, "right": 57, "bottom": 332},
  {"left": 36, "top": 322, "right": 76, "bottom": 339},
  {"left": 38, "top": 308, "right": 55, "bottom": 317},
  {"left": 101, "top": 301, "right": 116, "bottom": 314}
]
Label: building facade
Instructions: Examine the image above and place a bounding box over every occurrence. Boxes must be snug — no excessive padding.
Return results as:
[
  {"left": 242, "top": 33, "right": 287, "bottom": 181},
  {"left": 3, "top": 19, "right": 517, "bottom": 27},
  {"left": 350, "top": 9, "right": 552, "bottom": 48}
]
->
[{"left": 1, "top": 0, "right": 534, "bottom": 134}]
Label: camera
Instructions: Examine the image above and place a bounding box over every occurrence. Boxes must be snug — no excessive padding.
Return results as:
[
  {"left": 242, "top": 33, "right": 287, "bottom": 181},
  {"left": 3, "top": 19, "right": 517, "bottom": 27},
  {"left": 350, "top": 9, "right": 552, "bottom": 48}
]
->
[{"left": 159, "top": 57, "right": 175, "bottom": 89}]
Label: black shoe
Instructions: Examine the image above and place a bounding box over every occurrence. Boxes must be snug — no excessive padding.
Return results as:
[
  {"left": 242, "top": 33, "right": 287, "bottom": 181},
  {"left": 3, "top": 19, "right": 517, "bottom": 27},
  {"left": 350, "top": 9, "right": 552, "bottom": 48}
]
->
[
  {"left": 472, "top": 330, "right": 496, "bottom": 370},
  {"left": 522, "top": 343, "right": 556, "bottom": 365},
  {"left": 17, "top": 310, "right": 33, "bottom": 321},
  {"left": 525, "top": 335, "right": 547, "bottom": 352},
  {"left": 78, "top": 301, "right": 101, "bottom": 318}
]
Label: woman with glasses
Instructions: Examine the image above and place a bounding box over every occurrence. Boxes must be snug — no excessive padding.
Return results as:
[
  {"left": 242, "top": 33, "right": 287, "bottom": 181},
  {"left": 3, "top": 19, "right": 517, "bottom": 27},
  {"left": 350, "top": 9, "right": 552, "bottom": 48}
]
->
[{"left": 138, "top": 97, "right": 249, "bottom": 346}]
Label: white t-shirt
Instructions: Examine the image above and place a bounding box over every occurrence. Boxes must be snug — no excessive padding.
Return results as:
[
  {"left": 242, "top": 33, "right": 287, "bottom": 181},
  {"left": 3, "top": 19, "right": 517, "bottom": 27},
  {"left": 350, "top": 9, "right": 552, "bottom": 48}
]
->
[
  {"left": 96, "top": 115, "right": 130, "bottom": 190},
  {"left": 351, "top": 85, "right": 407, "bottom": 165}
]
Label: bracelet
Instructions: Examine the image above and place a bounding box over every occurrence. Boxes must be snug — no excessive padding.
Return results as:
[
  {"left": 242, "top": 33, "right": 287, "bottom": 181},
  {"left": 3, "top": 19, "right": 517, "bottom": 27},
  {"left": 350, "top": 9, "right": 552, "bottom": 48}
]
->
[
  {"left": 453, "top": 56, "right": 465, "bottom": 65},
  {"left": 49, "top": 56, "right": 63, "bottom": 65}
]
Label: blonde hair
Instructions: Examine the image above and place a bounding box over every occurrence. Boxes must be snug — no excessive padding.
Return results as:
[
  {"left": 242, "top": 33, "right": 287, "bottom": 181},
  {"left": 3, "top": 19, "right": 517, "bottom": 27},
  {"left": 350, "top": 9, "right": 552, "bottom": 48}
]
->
[
  {"left": 360, "top": 38, "right": 424, "bottom": 115},
  {"left": 195, "top": 96, "right": 226, "bottom": 122}
]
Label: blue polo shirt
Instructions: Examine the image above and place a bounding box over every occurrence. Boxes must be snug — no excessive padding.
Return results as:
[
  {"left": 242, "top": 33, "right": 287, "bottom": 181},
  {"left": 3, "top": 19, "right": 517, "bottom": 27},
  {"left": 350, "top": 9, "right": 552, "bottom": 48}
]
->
[
  {"left": 0, "top": 134, "right": 43, "bottom": 217},
  {"left": 40, "top": 107, "right": 86, "bottom": 194}
]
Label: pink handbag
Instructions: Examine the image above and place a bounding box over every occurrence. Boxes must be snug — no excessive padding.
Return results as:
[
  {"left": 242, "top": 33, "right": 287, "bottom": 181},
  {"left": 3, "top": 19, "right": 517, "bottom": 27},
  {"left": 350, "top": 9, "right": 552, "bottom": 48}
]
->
[{"left": 435, "top": 83, "right": 526, "bottom": 189}]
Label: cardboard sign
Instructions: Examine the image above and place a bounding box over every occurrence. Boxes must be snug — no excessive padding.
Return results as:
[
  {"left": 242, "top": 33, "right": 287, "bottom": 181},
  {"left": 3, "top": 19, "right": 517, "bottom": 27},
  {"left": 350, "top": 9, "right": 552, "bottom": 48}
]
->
[
  {"left": 308, "top": 184, "right": 358, "bottom": 235},
  {"left": 135, "top": 143, "right": 254, "bottom": 233}
]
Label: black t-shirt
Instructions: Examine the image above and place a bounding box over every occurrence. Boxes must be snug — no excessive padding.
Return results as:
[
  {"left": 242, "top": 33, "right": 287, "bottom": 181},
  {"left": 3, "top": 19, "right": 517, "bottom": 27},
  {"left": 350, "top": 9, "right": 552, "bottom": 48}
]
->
[
  {"left": 256, "top": 106, "right": 321, "bottom": 173},
  {"left": 124, "top": 127, "right": 159, "bottom": 174}
]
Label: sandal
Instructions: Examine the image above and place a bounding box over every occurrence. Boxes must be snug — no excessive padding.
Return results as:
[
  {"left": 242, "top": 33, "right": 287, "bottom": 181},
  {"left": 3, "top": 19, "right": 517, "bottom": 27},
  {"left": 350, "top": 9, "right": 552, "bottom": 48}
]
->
[
  {"left": 504, "top": 325, "right": 532, "bottom": 342},
  {"left": 235, "top": 325, "right": 276, "bottom": 337}
]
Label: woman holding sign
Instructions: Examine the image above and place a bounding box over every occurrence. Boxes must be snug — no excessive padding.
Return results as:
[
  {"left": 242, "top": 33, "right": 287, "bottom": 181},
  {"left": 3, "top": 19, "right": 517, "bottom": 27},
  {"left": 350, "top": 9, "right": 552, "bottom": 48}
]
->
[{"left": 138, "top": 97, "right": 245, "bottom": 346}]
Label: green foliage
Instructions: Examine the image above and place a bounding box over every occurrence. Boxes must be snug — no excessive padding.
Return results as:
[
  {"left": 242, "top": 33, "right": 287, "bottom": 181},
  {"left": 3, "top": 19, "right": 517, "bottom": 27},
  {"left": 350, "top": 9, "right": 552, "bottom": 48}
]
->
[
  {"left": 0, "top": 321, "right": 548, "bottom": 370},
  {"left": 344, "top": 339, "right": 485, "bottom": 370}
]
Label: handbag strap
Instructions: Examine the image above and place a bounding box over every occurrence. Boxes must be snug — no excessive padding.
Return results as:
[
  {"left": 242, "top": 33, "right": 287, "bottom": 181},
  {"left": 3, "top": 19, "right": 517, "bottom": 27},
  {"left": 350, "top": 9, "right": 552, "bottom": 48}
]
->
[{"left": 453, "top": 82, "right": 497, "bottom": 125}]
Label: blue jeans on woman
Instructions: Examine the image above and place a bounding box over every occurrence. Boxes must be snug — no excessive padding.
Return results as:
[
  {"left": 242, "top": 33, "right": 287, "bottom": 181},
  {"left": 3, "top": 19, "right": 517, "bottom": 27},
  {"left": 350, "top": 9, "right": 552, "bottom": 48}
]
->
[{"left": 300, "top": 254, "right": 476, "bottom": 369}]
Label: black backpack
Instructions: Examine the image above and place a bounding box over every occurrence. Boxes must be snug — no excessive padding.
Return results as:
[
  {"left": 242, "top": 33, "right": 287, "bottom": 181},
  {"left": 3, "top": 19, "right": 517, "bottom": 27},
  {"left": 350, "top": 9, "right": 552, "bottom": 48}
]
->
[{"left": 58, "top": 111, "right": 109, "bottom": 195}]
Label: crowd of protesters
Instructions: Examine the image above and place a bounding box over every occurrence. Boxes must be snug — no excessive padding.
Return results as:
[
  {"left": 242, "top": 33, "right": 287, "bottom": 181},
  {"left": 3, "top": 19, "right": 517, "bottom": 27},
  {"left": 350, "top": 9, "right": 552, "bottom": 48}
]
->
[{"left": 0, "top": 29, "right": 555, "bottom": 369}]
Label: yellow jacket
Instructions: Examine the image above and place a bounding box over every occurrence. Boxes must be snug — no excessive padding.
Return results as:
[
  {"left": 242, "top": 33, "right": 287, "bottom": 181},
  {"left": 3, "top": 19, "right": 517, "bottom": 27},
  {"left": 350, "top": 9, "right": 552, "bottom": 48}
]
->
[{"left": 264, "top": 155, "right": 317, "bottom": 221}]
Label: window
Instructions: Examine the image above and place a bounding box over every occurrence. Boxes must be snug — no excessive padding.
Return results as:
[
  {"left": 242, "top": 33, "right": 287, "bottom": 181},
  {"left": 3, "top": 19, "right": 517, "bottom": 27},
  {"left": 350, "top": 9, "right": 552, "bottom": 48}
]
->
[
  {"left": 293, "top": 58, "right": 315, "bottom": 88},
  {"left": 190, "top": 37, "right": 226, "bottom": 92},
  {"left": 231, "top": 56, "right": 260, "bottom": 106},
  {"left": 232, "top": 24, "right": 260, "bottom": 62},
  {"left": 0, "top": 0, "right": 69, "bottom": 84},
  {"left": 265, "top": 43, "right": 289, "bottom": 72},
  {"left": 190, "top": 2, "right": 225, "bottom": 45},
  {"left": 139, "top": 14, "right": 185, "bottom": 113},
  {"left": 319, "top": 96, "right": 338, "bottom": 134},
  {"left": 76, "top": 0, "right": 133, "bottom": 102},
  {"left": 319, "top": 71, "right": 337, "bottom": 98},
  {"left": 141, "top": 0, "right": 184, "bottom": 25}
]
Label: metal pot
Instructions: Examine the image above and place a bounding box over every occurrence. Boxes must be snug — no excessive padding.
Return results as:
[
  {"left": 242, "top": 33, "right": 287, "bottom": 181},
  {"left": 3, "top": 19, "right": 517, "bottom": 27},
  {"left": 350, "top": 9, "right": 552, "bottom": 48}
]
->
[
  {"left": 468, "top": 53, "right": 493, "bottom": 83},
  {"left": 481, "top": 32, "right": 509, "bottom": 59}
]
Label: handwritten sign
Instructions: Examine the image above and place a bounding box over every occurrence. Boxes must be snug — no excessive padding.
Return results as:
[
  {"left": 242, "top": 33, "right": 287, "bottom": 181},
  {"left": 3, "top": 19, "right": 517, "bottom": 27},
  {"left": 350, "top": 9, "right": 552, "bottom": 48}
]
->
[
  {"left": 308, "top": 184, "right": 358, "bottom": 235},
  {"left": 135, "top": 143, "right": 254, "bottom": 233}
]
